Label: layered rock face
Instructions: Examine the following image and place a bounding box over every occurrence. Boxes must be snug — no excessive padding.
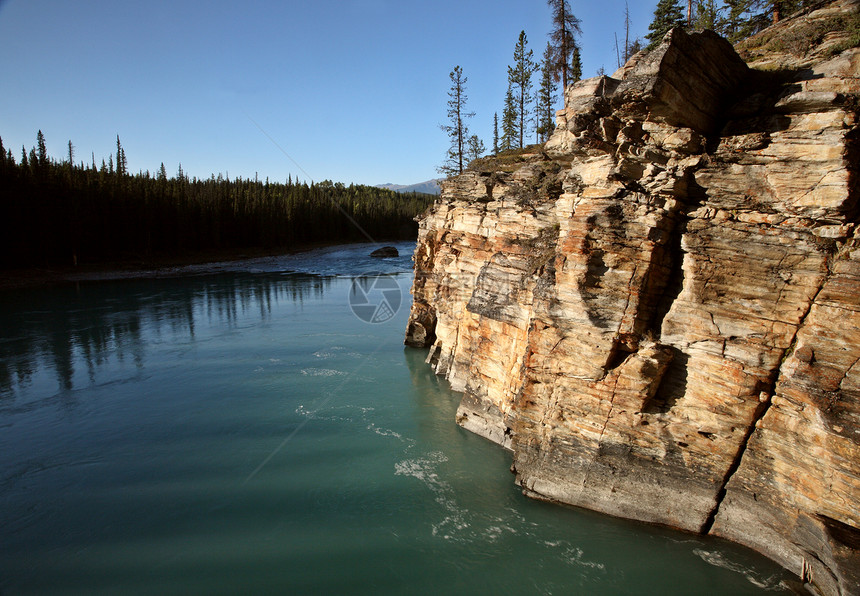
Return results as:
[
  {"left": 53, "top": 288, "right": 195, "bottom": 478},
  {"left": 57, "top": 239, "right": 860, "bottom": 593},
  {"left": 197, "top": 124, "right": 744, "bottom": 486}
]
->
[{"left": 406, "top": 3, "right": 860, "bottom": 595}]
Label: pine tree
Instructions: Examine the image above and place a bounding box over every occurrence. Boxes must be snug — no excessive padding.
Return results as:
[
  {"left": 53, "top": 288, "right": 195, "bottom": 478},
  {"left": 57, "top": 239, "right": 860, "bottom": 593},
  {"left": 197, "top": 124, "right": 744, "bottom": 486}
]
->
[
  {"left": 508, "top": 31, "right": 537, "bottom": 149},
  {"left": 547, "top": 0, "right": 582, "bottom": 93},
  {"left": 501, "top": 86, "right": 518, "bottom": 152},
  {"left": 647, "top": 0, "right": 686, "bottom": 49},
  {"left": 466, "top": 135, "right": 485, "bottom": 163},
  {"left": 717, "top": 0, "right": 809, "bottom": 41},
  {"left": 493, "top": 113, "right": 499, "bottom": 155},
  {"left": 116, "top": 135, "right": 127, "bottom": 177},
  {"left": 438, "top": 65, "right": 474, "bottom": 177},
  {"left": 36, "top": 130, "right": 48, "bottom": 169},
  {"left": 570, "top": 42, "right": 582, "bottom": 83},
  {"left": 536, "top": 42, "right": 557, "bottom": 143},
  {"left": 692, "top": 0, "right": 722, "bottom": 30}
]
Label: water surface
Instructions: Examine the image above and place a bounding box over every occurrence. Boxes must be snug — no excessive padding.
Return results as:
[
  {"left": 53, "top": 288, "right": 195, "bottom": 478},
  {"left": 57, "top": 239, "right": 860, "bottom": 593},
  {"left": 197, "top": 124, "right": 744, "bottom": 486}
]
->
[{"left": 0, "top": 242, "right": 794, "bottom": 594}]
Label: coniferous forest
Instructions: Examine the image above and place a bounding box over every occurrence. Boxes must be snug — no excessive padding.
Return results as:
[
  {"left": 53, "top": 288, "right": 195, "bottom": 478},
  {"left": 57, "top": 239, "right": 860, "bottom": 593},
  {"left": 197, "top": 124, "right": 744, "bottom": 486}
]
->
[{"left": 0, "top": 132, "right": 435, "bottom": 269}]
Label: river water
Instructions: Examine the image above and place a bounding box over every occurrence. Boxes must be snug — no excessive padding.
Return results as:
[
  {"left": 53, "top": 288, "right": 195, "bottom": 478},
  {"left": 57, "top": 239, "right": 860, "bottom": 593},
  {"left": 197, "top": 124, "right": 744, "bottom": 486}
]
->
[{"left": 0, "top": 241, "right": 794, "bottom": 595}]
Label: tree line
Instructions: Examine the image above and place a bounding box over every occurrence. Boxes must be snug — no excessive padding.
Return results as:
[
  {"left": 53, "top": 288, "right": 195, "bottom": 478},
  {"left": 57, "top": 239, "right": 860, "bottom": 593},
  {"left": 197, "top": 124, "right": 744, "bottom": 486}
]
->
[
  {"left": 440, "top": 0, "right": 830, "bottom": 176},
  {"left": 440, "top": 0, "right": 580, "bottom": 176},
  {"left": 0, "top": 132, "right": 434, "bottom": 269},
  {"left": 648, "top": 0, "right": 822, "bottom": 49}
]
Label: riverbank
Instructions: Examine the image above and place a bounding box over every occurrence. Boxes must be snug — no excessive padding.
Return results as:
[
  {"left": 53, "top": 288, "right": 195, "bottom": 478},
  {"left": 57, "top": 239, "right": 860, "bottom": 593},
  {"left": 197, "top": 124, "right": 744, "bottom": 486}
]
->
[{"left": 0, "top": 241, "right": 392, "bottom": 291}]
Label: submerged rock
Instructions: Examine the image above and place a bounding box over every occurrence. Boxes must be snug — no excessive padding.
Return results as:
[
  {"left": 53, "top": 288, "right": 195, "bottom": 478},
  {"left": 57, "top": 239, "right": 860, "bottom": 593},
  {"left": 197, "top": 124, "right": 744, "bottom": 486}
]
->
[
  {"left": 370, "top": 246, "right": 399, "bottom": 258},
  {"left": 406, "top": 6, "right": 860, "bottom": 595}
]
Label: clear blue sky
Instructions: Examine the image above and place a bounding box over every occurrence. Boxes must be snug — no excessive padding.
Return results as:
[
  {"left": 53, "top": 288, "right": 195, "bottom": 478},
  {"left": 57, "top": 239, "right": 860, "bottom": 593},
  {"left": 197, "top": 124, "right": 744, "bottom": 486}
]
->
[{"left": 0, "top": 0, "right": 657, "bottom": 186}]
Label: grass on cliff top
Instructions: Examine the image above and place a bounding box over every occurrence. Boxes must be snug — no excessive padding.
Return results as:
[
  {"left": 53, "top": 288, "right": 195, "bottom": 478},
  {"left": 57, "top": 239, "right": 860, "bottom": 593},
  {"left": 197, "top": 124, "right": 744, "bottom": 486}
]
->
[
  {"left": 737, "top": 11, "right": 860, "bottom": 62},
  {"left": 466, "top": 144, "right": 546, "bottom": 173}
]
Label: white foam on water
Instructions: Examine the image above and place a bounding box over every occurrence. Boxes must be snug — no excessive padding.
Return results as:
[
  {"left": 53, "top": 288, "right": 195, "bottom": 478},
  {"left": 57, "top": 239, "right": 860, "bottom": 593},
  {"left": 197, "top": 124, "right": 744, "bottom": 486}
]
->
[
  {"left": 300, "top": 368, "right": 347, "bottom": 377},
  {"left": 562, "top": 546, "right": 607, "bottom": 571},
  {"left": 693, "top": 549, "right": 783, "bottom": 590},
  {"left": 394, "top": 452, "right": 472, "bottom": 540},
  {"left": 366, "top": 422, "right": 412, "bottom": 444}
]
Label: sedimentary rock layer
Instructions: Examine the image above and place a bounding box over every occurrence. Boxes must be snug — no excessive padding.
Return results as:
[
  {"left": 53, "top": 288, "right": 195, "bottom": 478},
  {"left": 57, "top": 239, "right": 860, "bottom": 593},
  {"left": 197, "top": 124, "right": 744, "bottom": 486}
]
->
[{"left": 406, "top": 3, "right": 860, "bottom": 594}]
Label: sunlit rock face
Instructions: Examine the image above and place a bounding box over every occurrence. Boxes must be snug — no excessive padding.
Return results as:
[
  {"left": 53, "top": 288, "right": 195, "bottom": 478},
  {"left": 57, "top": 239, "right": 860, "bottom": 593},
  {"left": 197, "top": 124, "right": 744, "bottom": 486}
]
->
[{"left": 406, "top": 3, "right": 860, "bottom": 594}]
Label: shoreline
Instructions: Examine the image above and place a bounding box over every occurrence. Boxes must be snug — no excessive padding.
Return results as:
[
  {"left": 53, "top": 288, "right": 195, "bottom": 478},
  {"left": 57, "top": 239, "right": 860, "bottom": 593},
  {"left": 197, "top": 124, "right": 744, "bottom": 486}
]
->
[{"left": 0, "top": 241, "right": 391, "bottom": 291}]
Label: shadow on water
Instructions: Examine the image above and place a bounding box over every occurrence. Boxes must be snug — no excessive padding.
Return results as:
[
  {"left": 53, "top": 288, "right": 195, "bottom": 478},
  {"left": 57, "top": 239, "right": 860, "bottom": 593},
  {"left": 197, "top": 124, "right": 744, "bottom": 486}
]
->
[{"left": 0, "top": 273, "right": 332, "bottom": 397}]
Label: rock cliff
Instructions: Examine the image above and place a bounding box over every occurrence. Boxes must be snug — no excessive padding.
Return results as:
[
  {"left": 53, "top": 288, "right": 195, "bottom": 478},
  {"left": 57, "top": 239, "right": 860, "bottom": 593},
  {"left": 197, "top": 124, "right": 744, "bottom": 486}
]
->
[{"left": 406, "top": 2, "right": 860, "bottom": 594}]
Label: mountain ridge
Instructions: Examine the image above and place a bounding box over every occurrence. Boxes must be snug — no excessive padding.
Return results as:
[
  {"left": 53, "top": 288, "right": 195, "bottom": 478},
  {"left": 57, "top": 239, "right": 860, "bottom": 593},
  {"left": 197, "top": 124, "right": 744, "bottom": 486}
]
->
[{"left": 376, "top": 179, "right": 441, "bottom": 195}]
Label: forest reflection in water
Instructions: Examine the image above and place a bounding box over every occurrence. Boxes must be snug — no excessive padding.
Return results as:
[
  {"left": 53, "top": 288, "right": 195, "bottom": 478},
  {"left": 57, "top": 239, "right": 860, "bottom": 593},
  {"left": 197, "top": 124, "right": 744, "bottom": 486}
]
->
[{"left": 0, "top": 273, "right": 332, "bottom": 397}]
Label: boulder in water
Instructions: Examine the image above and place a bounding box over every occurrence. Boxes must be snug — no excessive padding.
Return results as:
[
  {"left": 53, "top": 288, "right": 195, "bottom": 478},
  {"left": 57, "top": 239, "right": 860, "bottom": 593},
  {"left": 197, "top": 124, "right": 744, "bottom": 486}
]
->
[{"left": 370, "top": 246, "right": 398, "bottom": 258}]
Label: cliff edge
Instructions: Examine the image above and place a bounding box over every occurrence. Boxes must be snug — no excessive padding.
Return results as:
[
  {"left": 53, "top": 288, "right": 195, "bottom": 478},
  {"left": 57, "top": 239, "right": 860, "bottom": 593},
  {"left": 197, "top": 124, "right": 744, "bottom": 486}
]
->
[{"left": 406, "top": 1, "right": 860, "bottom": 594}]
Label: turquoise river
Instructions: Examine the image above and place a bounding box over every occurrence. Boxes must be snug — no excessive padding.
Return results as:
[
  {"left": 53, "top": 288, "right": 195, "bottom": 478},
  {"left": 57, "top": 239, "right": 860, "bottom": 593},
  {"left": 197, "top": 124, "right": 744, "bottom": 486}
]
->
[{"left": 0, "top": 242, "right": 796, "bottom": 595}]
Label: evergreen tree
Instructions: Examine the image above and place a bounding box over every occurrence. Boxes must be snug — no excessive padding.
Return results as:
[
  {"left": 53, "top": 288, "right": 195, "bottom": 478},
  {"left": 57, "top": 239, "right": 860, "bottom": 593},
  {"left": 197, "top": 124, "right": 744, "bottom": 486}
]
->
[
  {"left": 508, "top": 31, "right": 537, "bottom": 149},
  {"left": 116, "top": 135, "right": 127, "bottom": 177},
  {"left": 501, "top": 86, "right": 518, "bottom": 152},
  {"left": 536, "top": 42, "right": 557, "bottom": 143},
  {"left": 466, "top": 135, "right": 485, "bottom": 163},
  {"left": 546, "top": 0, "right": 582, "bottom": 93},
  {"left": 570, "top": 41, "right": 582, "bottom": 83},
  {"left": 493, "top": 113, "right": 499, "bottom": 155},
  {"left": 36, "top": 130, "right": 48, "bottom": 169},
  {"left": 646, "top": 0, "right": 686, "bottom": 49},
  {"left": 692, "top": 0, "right": 722, "bottom": 30},
  {"left": 438, "top": 65, "right": 474, "bottom": 177}
]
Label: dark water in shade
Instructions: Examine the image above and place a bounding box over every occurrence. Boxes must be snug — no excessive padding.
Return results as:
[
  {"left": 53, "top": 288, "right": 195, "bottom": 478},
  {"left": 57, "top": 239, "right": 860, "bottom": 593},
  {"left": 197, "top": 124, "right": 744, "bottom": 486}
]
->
[{"left": 0, "top": 242, "right": 795, "bottom": 595}]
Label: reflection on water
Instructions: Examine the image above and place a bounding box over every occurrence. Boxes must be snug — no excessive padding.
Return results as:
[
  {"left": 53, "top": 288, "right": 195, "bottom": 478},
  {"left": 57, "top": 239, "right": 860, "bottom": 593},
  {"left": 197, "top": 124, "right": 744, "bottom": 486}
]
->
[{"left": 0, "top": 273, "right": 331, "bottom": 396}]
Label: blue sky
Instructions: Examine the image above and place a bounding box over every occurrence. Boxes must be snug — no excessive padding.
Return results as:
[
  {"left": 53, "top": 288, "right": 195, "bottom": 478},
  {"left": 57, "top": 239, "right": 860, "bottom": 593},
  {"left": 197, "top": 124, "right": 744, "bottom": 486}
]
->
[{"left": 0, "top": 0, "right": 657, "bottom": 186}]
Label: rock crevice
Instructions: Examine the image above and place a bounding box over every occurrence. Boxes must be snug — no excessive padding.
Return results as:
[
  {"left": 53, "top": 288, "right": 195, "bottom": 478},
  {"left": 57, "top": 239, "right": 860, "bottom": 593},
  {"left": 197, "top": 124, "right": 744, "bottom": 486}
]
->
[{"left": 406, "top": 4, "right": 860, "bottom": 594}]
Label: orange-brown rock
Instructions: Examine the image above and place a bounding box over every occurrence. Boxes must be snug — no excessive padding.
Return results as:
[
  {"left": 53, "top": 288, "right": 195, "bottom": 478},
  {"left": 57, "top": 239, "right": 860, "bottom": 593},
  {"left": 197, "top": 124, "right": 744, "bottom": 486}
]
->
[{"left": 406, "top": 4, "right": 860, "bottom": 595}]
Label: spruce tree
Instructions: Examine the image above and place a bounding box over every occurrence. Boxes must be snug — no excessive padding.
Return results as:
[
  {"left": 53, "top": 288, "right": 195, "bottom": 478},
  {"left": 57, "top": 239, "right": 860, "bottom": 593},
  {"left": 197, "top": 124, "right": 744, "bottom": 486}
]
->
[
  {"left": 536, "top": 42, "right": 557, "bottom": 143},
  {"left": 692, "top": 0, "right": 722, "bottom": 30},
  {"left": 570, "top": 42, "right": 582, "bottom": 83},
  {"left": 646, "top": 0, "right": 686, "bottom": 49},
  {"left": 116, "top": 135, "right": 127, "bottom": 177},
  {"left": 493, "top": 113, "right": 499, "bottom": 155},
  {"left": 501, "top": 86, "right": 518, "bottom": 152},
  {"left": 36, "top": 130, "right": 48, "bottom": 169},
  {"left": 508, "top": 31, "right": 537, "bottom": 149},
  {"left": 438, "top": 65, "right": 474, "bottom": 177},
  {"left": 466, "top": 135, "right": 485, "bottom": 163},
  {"left": 546, "top": 0, "right": 582, "bottom": 93}
]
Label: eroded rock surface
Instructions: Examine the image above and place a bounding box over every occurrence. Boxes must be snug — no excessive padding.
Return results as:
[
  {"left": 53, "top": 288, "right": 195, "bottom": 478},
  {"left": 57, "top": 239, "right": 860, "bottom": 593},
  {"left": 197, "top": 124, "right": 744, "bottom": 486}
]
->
[{"left": 406, "top": 4, "right": 860, "bottom": 595}]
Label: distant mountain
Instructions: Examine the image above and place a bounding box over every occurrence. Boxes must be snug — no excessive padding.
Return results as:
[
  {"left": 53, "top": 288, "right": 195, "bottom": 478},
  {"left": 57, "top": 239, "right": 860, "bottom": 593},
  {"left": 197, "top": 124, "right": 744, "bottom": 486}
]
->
[{"left": 376, "top": 179, "right": 441, "bottom": 195}]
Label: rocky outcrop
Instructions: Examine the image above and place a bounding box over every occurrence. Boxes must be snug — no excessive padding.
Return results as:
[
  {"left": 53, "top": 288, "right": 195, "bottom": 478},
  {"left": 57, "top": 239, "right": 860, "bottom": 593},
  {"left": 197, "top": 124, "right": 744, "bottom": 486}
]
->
[
  {"left": 406, "top": 3, "right": 860, "bottom": 594},
  {"left": 370, "top": 246, "right": 399, "bottom": 257}
]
